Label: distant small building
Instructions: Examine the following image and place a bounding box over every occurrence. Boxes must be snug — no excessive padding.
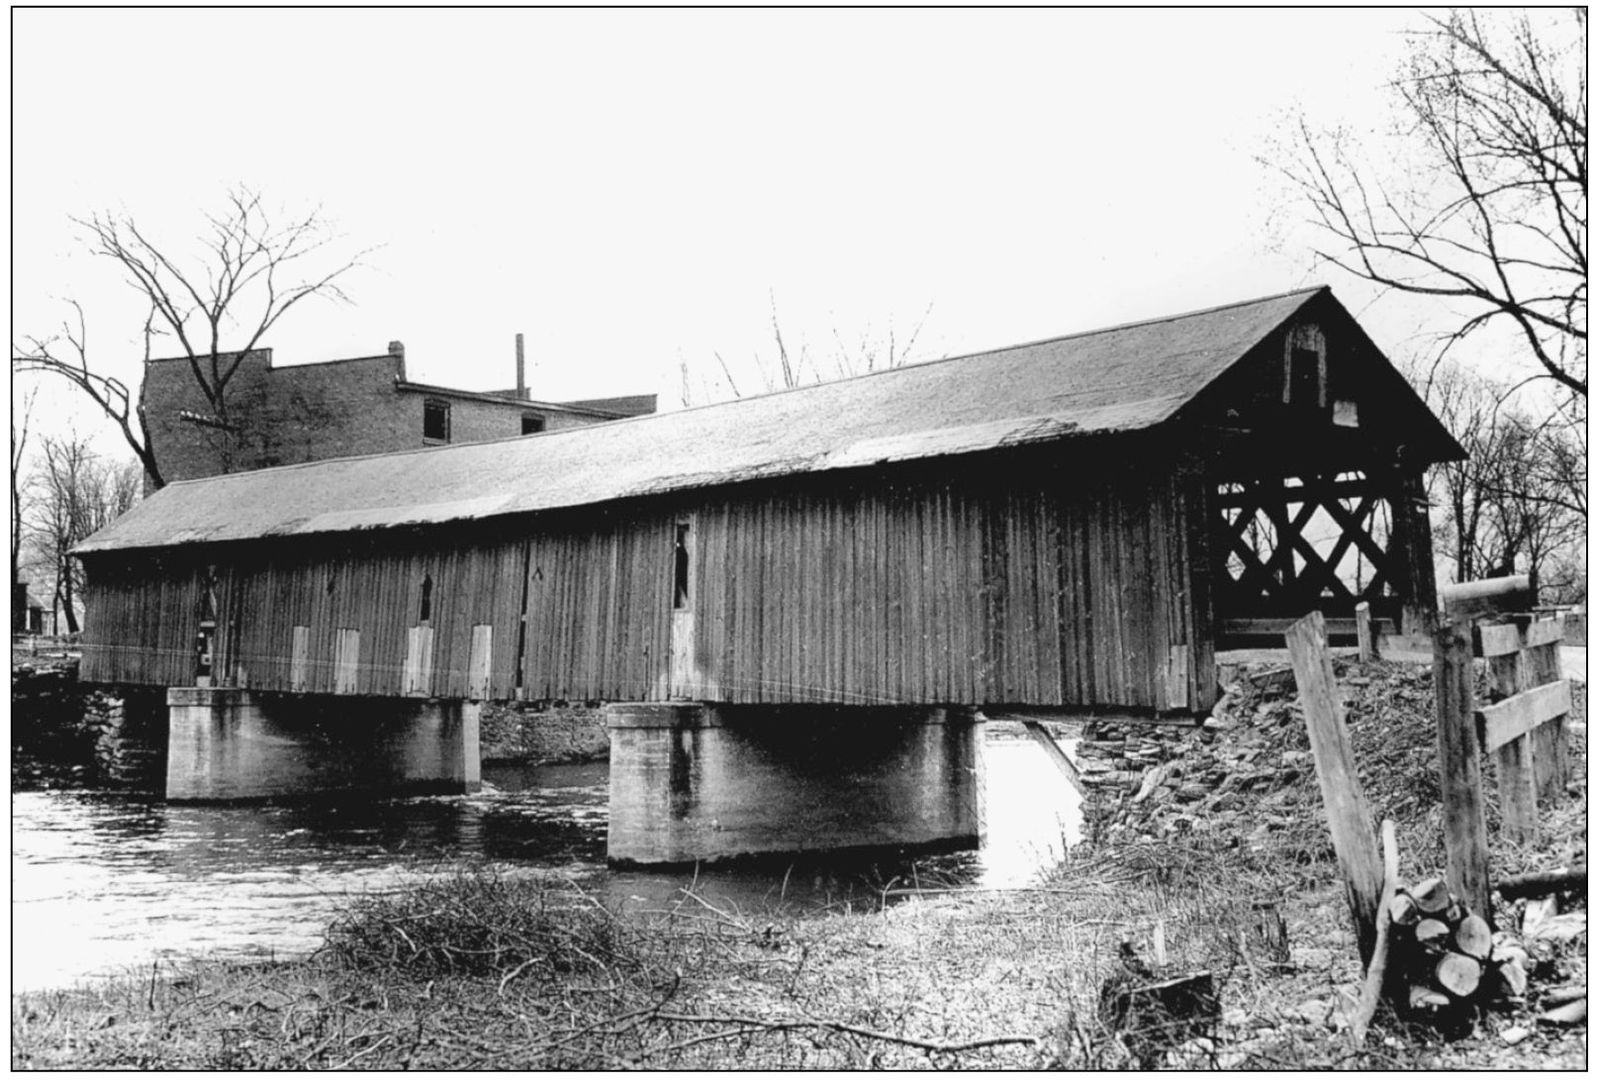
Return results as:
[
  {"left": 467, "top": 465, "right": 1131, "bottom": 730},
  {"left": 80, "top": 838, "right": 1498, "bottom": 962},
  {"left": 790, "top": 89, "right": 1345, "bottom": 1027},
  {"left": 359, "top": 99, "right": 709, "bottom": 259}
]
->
[
  {"left": 140, "top": 339, "right": 656, "bottom": 485},
  {"left": 12, "top": 583, "right": 46, "bottom": 634}
]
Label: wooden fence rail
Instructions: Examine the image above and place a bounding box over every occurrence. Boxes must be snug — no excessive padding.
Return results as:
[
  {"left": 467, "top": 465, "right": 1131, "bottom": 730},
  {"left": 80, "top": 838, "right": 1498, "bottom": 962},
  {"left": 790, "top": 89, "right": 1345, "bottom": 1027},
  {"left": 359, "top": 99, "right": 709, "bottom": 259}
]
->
[
  {"left": 1432, "top": 573, "right": 1573, "bottom": 914},
  {"left": 1474, "top": 614, "right": 1571, "bottom": 843}
]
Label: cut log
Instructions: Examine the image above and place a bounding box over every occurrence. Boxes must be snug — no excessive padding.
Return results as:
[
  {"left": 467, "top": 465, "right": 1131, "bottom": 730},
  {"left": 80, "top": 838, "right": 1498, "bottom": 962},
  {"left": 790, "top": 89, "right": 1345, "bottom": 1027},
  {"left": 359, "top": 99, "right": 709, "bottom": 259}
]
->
[
  {"left": 1523, "top": 895, "right": 1559, "bottom": 933},
  {"left": 1409, "top": 985, "right": 1451, "bottom": 1011},
  {"left": 1491, "top": 942, "right": 1530, "bottom": 971},
  {"left": 1415, "top": 918, "right": 1451, "bottom": 946},
  {"left": 1440, "top": 574, "right": 1534, "bottom": 621},
  {"left": 1496, "top": 866, "right": 1587, "bottom": 901},
  {"left": 1454, "top": 914, "right": 1492, "bottom": 959},
  {"left": 1388, "top": 892, "right": 1420, "bottom": 927},
  {"left": 1436, "top": 953, "right": 1483, "bottom": 998},
  {"left": 1410, "top": 876, "right": 1452, "bottom": 915},
  {"left": 1495, "top": 959, "right": 1529, "bottom": 1000},
  {"left": 1525, "top": 912, "right": 1587, "bottom": 946}
]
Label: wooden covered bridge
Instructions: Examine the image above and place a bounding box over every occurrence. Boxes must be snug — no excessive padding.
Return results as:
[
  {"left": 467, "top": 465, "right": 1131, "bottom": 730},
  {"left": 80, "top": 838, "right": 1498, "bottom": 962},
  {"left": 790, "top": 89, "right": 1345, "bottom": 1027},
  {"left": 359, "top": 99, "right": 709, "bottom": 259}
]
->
[{"left": 77, "top": 285, "right": 1461, "bottom": 864}]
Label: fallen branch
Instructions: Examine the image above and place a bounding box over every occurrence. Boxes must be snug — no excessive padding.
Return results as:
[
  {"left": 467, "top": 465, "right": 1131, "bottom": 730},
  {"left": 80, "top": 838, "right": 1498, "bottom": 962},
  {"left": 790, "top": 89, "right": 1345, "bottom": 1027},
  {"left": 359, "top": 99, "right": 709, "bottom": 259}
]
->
[
  {"left": 1539, "top": 999, "right": 1587, "bottom": 1027},
  {"left": 1496, "top": 867, "right": 1587, "bottom": 901},
  {"left": 1350, "top": 819, "right": 1400, "bottom": 1049},
  {"left": 1543, "top": 984, "right": 1586, "bottom": 1008},
  {"left": 529, "top": 972, "right": 683, "bottom": 1058},
  {"left": 651, "top": 1011, "right": 1036, "bottom": 1055}
]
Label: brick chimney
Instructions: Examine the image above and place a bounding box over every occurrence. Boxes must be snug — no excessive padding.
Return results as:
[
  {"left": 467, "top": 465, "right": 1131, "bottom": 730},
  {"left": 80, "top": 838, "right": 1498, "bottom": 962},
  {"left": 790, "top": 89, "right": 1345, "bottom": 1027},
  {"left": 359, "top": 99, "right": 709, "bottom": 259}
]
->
[
  {"left": 515, "top": 333, "right": 527, "bottom": 399},
  {"left": 388, "top": 340, "right": 406, "bottom": 381}
]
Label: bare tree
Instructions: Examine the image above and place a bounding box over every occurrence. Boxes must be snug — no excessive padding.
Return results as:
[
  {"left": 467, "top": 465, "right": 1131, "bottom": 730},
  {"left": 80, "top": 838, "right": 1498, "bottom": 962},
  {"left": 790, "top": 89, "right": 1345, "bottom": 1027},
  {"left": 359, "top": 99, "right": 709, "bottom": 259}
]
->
[
  {"left": 24, "top": 435, "right": 141, "bottom": 634},
  {"left": 686, "top": 293, "right": 934, "bottom": 406},
  {"left": 13, "top": 188, "right": 371, "bottom": 485},
  {"left": 11, "top": 389, "right": 36, "bottom": 627},
  {"left": 1406, "top": 358, "right": 1584, "bottom": 595},
  {"left": 1285, "top": 9, "right": 1586, "bottom": 397},
  {"left": 14, "top": 301, "right": 165, "bottom": 487}
]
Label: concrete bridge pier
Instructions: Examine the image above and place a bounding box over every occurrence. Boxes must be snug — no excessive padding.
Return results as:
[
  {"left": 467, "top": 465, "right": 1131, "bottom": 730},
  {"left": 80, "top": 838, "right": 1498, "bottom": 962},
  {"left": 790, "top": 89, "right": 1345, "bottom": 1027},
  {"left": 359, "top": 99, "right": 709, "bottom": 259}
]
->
[
  {"left": 605, "top": 703, "right": 984, "bottom": 867},
  {"left": 165, "top": 688, "right": 481, "bottom": 803}
]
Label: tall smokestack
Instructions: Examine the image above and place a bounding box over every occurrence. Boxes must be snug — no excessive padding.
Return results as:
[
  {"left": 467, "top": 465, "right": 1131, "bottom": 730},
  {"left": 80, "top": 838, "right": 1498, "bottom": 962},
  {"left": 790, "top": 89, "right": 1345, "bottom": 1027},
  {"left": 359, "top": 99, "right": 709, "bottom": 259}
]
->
[{"left": 515, "top": 333, "right": 526, "bottom": 399}]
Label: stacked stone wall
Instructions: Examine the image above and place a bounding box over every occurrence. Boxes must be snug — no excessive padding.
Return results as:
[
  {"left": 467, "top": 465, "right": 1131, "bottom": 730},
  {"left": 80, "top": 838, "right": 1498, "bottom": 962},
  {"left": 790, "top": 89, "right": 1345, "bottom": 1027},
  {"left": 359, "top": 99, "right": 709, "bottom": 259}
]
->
[{"left": 479, "top": 701, "right": 609, "bottom": 765}]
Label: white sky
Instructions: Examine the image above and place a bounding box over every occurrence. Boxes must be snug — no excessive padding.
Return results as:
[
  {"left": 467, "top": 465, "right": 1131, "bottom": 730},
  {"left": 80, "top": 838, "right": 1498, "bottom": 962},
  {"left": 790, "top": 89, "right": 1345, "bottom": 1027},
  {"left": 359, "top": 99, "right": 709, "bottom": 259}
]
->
[{"left": 13, "top": 7, "right": 1477, "bottom": 452}]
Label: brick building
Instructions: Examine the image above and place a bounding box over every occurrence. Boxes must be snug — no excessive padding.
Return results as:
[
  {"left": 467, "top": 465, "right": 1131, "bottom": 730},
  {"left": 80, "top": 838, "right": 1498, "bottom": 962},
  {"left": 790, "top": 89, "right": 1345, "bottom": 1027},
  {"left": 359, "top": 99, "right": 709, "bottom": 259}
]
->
[{"left": 141, "top": 340, "right": 656, "bottom": 485}]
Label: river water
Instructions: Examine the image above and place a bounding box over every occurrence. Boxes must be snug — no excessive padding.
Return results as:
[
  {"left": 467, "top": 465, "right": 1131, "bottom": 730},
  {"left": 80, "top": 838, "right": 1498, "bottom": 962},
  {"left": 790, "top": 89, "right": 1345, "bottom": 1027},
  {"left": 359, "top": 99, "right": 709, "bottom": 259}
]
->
[{"left": 12, "top": 734, "right": 1082, "bottom": 993}]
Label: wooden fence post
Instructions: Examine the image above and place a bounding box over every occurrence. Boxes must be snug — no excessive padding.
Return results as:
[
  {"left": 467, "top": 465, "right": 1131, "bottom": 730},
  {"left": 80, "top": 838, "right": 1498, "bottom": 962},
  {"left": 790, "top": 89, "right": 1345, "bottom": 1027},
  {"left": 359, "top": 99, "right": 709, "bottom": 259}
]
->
[
  {"left": 1433, "top": 619, "right": 1491, "bottom": 918},
  {"left": 1355, "top": 601, "right": 1375, "bottom": 662},
  {"left": 1286, "top": 611, "right": 1383, "bottom": 966}
]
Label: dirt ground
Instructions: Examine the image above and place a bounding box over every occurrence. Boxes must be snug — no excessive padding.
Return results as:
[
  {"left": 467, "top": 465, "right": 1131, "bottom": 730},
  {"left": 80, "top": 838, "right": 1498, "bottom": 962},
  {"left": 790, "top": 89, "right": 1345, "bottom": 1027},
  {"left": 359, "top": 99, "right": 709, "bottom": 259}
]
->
[{"left": 11, "top": 651, "right": 1588, "bottom": 1070}]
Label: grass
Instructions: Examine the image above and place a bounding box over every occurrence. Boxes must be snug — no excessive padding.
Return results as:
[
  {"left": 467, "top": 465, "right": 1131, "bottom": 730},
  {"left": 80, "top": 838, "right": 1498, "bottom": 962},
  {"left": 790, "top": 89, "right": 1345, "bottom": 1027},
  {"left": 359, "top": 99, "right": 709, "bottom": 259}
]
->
[
  {"left": 12, "top": 657, "right": 1587, "bottom": 1070},
  {"left": 18, "top": 851, "right": 1570, "bottom": 1071}
]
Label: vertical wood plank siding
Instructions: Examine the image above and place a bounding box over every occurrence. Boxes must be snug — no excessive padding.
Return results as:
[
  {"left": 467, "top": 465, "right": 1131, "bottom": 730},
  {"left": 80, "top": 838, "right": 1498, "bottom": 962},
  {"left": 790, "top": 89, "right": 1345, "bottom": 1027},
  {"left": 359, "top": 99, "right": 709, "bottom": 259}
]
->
[
  {"left": 80, "top": 555, "right": 205, "bottom": 686},
  {"left": 79, "top": 456, "right": 1213, "bottom": 712}
]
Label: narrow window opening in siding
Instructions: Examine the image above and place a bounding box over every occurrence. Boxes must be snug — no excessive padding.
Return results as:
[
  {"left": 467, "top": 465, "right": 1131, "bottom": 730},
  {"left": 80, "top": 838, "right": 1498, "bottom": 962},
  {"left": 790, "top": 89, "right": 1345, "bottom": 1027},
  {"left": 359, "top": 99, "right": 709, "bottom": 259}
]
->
[
  {"left": 673, "top": 523, "right": 692, "bottom": 609},
  {"left": 419, "top": 574, "right": 433, "bottom": 623},
  {"left": 423, "top": 399, "right": 451, "bottom": 443},
  {"left": 196, "top": 567, "right": 219, "bottom": 683},
  {"left": 521, "top": 414, "right": 546, "bottom": 435},
  {"left": 1283, "top": 323, "right": 1327, "bottom": 409},
  {"left": 1288, "top": 348, "right": 1323, "bottom": 408}
]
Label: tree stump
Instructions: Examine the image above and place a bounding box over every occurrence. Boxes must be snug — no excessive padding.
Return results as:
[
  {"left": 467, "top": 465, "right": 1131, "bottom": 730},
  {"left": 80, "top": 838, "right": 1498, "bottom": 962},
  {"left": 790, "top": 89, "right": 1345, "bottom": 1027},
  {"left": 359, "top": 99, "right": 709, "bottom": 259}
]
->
[{"left": 1098, "top": 939, "right": 1219, "bottom": 1068}]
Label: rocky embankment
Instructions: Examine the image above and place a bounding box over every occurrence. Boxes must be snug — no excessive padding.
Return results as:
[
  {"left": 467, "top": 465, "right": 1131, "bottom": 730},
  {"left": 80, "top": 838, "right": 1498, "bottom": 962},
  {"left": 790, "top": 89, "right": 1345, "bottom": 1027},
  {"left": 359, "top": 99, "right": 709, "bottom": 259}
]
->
[
  {"left": 1077, "top": 654, "right": 1586, "bottom": 856},
  {"left": 12, "top": 658, "right": 168, "bottom": 790},
  {"left": 1072, "top": 653, "right": 1587, "bottom": 1063}
]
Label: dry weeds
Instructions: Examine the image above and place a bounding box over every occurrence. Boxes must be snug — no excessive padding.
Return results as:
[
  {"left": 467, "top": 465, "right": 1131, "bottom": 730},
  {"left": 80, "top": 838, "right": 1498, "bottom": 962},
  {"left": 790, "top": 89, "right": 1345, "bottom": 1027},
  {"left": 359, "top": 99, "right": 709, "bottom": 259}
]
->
[{"left": 12, "top": 657, "right": 1586, "bottom": 1070}]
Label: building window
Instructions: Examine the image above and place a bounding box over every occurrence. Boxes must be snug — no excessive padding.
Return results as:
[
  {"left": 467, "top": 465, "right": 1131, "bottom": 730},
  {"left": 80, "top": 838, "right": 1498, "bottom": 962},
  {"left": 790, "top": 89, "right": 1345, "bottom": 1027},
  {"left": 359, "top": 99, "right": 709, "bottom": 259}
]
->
[
  {"left": 423, "top": 399, "right": 451, "bottom": 443},
  {"left": 522, "top": 415, "right": 546, "bottom": 435},
  {"left": 673, "top": 523, "right": 691, "bottom": 609},
  {"left": 1283, "top": 323, "right": 1327, "bottom": 409}
]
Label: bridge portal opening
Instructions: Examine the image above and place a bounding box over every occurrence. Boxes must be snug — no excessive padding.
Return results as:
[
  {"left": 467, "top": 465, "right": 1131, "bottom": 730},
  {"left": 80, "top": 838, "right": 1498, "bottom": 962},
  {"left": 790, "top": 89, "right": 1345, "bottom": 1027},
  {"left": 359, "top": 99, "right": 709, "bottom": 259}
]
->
[{"left": 1211, "top": 469, "right": 1403, "bottom": 648}]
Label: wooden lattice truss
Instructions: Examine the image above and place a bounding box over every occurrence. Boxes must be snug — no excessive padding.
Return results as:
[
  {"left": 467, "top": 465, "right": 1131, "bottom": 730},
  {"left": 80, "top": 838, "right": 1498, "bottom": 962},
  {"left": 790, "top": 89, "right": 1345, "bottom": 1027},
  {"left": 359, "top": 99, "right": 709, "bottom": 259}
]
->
[{"left": 1214, "top": 471, "right": 1397, "bottom": 616}]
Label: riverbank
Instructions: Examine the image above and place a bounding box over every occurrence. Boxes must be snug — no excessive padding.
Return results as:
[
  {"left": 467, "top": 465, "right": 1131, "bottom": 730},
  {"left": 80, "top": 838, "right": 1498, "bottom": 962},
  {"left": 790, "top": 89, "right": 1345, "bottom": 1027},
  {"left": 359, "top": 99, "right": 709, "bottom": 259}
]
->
[
  {"left": 479, "top": 700, "right": 609, "bottom": 766},
  {"left": 11, "top": 655, "right": 610, "bottom": 794},
  {"left": 13, "top": 656, "right": 1587, "bottom": 1070}
]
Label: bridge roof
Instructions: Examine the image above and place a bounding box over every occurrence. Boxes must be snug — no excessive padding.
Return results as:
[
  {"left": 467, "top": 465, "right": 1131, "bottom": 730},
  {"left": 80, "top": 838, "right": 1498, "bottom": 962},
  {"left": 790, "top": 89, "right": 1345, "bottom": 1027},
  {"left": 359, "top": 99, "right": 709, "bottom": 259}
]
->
[{"left": 77, "top": 285, "right": 1442, "bottom": 555}]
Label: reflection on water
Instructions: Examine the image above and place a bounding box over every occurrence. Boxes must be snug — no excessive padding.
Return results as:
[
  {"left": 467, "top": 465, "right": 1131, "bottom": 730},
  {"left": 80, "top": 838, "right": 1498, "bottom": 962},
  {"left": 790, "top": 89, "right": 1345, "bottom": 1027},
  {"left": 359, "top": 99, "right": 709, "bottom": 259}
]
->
[{"left": 11, "top": 735, "right": 1080, "bottom": 992}]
